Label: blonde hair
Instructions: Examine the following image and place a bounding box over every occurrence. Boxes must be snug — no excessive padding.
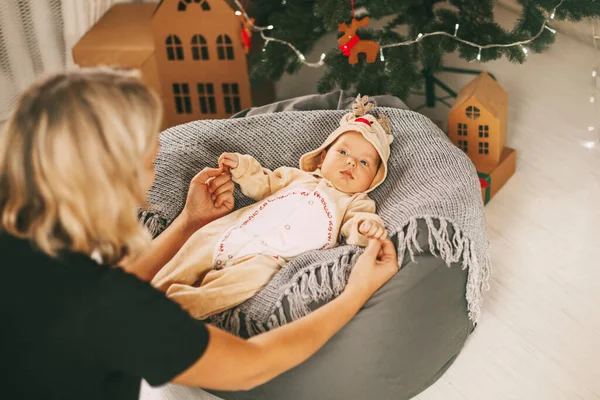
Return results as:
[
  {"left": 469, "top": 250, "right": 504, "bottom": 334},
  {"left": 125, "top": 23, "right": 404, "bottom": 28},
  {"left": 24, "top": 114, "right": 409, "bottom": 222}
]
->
[{"left": 0, "top": 68, "right": 163, "bottom": 264}]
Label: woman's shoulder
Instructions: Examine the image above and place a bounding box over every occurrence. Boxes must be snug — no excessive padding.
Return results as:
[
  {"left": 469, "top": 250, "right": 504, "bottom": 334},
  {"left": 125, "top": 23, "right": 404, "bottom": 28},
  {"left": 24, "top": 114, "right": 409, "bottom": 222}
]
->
[{"left": 0, "top": 230, "right": 123, "bottom": 295}]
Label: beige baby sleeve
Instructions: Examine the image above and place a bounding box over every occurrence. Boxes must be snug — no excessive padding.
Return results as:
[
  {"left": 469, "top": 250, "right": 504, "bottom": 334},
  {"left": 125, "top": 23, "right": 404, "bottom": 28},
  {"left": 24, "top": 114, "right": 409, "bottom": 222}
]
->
[
  {"left": 340, "top": 194, "right": 386, "bottom": 247},
  {"left": 230, "top": 154, "right": 296, "bottom": 201}
]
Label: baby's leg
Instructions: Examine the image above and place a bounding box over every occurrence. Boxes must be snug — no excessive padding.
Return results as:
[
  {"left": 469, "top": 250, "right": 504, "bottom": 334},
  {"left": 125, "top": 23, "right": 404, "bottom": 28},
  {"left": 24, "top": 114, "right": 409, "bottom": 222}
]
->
[
  {"left": 151, "top": 220, "right": 225, "bottom": 292},
  {"left": 166, "top": 254, "right": 285, "bottom": 320}
]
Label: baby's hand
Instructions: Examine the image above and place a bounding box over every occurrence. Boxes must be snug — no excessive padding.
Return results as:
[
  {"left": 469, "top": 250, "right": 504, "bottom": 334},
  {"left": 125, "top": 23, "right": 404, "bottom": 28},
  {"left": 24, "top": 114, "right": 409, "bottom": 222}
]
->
[
  {"left": 359, "top": 220, "right": 388, "bottom": 240},
  {"left": 218, "top": 153, "right": 239, "bottom": 171}
]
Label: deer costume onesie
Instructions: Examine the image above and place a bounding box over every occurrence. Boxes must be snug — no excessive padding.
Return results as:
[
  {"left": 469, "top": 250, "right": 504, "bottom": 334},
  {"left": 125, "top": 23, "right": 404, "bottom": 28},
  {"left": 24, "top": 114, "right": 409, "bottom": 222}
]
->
[{"left": 152, "top": 95, "right": 394, "bottom": 319}]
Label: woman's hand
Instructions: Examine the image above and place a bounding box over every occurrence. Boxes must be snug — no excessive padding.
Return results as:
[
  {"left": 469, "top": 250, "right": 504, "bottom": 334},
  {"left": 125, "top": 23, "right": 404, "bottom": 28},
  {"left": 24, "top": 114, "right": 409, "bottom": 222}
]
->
[
  {"left": 218, "top": 153, "right": 239, "bottom": 172},
  {"left": 345, "top": 238, "right": 398, "bottom": 302},
  {"left": 181, "top": 167, "right": 235, "bottom": 230}
]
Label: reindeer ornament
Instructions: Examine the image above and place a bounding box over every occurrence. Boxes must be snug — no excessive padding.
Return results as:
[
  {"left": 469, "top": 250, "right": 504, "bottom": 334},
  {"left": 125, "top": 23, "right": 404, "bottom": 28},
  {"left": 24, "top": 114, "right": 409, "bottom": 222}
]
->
[{"left": 338, "top": 17, "right": 380, "bottom": 64}]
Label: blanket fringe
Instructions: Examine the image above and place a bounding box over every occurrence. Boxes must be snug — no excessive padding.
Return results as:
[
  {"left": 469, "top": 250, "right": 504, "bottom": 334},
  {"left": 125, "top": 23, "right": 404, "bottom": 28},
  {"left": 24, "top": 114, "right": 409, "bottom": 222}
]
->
[
  {"left": 138, "top": 209, "right": 169, "bottom": 238},
  {"left": 213, "top": 216, "right": 490, "bottom": 336}
]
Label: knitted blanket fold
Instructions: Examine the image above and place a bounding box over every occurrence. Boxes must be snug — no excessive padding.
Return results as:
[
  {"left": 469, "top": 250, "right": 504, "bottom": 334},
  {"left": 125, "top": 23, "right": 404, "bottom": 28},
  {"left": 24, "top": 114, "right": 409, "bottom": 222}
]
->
[{"left": 141, "top": 108, "right": 491, "bottom": 331}]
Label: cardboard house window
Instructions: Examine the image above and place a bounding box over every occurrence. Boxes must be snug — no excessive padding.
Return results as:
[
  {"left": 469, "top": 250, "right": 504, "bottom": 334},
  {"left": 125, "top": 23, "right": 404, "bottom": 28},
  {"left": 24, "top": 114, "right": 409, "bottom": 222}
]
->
[
  {"left": 478, "top": 125, "right": 489, "bottom": 138},
  {"left": 457, "top": 123, "right": 468, "bottom": 136},
  {"left": 222, "top": 83, "right": 241, "bottom": 113},
  {"left": 166, "top": 35, "right": 184, "bottom": 60},
  {"left": 466, "top": 106, "right": 480, "bottom": 119},
  {"left": 217, "top": 35, "right": 234, "bottom": 60},
  {"left": 478, "top": 141, "right": 489, "bottom": 155},
  {"left": 178, "top": 0, "right": 211, "bottom": 11},
  {"left": 192, "top": 35, "right": 209, "bottom": 60},
  {"left": 198, "top": 83, "right": 216, "bottom": 114},
  {"left": 173, "top": 83, "right": 192, "bottom": 114},
  {"left": 458, "top": 139, "right": 468, "bottom": 153}
]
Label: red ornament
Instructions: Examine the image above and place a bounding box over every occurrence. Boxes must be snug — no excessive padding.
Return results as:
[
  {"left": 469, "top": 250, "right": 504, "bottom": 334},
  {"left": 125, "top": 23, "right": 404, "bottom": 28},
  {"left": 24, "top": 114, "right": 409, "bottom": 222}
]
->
[
  {"left": 339, "top": 34, "right": 360, "bottom": 56},
  {"left": 337, "top": 17, "right": 379, "bottom": 64},
  {"left": 479, "top": 177, "right": 491, "bottom": 189}
]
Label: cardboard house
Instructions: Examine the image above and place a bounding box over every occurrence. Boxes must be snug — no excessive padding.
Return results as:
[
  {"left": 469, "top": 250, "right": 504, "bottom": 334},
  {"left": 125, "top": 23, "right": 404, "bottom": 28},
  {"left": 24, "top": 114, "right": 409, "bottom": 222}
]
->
[
  {"left": 448, "top": 72, "right": 516, "bottom": 204},
  {"left": 73, "top": 0, "right": 252, "bottom": 129}
]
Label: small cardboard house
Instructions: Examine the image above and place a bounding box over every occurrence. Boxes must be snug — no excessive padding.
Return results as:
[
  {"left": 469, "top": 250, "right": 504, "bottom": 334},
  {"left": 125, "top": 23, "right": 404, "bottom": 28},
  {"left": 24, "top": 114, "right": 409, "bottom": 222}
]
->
[
  {"left": 73, "top": 0, "right": 252, "bottom": 129},
  {"left": 448, "top": 72, "right": 516, "bottom": 204}
]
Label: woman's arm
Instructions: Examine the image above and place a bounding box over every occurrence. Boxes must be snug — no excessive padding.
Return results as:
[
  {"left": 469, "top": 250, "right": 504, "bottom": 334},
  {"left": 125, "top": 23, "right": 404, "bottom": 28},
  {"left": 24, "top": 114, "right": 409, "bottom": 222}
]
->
[
  {"left": 172, "top": 237, "right": 398, "bottom": 391},
  {"left": 121, "top": 211, "right": 198, "bottom": 282},
  {"left": 123, "top": 167, "right": 235, "bottom": 281}
]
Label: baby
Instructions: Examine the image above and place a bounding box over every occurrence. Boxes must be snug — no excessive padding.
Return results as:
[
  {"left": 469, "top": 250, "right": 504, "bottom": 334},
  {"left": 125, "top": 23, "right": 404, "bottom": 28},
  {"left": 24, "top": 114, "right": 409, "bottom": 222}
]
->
[{"left": 152, "top": 95, "right": 394, "bottom": 319}]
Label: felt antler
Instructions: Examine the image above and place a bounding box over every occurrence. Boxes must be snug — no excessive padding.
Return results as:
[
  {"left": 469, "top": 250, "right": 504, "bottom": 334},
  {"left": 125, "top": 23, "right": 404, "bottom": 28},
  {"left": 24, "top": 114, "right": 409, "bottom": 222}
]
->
[
  {"left": 352, "top": 94, "right": 373, "bottom": 117},
  {"left": 377, "top": 114, "right": 392, "bottom": 135}
]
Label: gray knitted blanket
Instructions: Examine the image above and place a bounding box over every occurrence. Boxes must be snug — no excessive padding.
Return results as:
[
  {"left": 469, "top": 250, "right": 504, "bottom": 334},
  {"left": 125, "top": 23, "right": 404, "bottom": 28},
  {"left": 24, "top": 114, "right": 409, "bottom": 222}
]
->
[{"left": 140, "top": 108, "right": 490, "bottom": 332}]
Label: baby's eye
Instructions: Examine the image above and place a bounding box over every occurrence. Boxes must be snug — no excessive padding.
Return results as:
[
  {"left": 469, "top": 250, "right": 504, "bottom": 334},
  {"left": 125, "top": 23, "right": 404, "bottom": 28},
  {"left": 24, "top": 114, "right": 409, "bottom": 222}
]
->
[
  {"left": 360, "top": 160, "right": 369, "bottom": 166},
  {"left": 339, "top": 150, "right": 347, "bottom": 156}
]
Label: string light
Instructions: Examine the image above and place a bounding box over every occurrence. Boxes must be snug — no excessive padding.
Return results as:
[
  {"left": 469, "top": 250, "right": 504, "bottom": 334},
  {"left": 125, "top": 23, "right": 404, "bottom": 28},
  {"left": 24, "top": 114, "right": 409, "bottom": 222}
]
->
[
  {"left": 550, "top": 0, "right": 564, "bottom": 19},
  {"left": 233, "top": 0, "right": 564, "bottom": 69},
  {"left": 262, "top": 39, "right": 270, "bottom": 52},
  {"left": 233, "top": 0, "right": 326, "bottom": 67},
  {"left": 521, "top": 45, "right": 528, "bottom": 56},
  {"left": 585, "top": 22, "right": 600, "bottom": 149}
]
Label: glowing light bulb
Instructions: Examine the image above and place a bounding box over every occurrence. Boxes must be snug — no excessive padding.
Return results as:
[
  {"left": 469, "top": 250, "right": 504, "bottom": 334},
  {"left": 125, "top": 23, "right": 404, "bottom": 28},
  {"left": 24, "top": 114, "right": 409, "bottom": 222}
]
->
[
  {"left": 299, "top": 54, "right": 306, "bottom": 61},
  {"left": 235, "top": 11, "right": 242, "bottom": 16},
  {"left": 417, "top": 33, "right": 423, "bottom": 41},
  {"left": 544, "top": 25, "right": 556, "bottom": 34},
  {"left": 267, "top": 25, "right": 274, "bottom": 30},
  {"left": 454, "top": 23, "right": 460, "bottom": 37},
  {"left": 380, "top": 50, "right": 385, "bottom": 62},
  {"left": 521, "top": 45, "right": 528, "bottom": 55},
  {"left": 477, "top": 48, "right": 482, "bottom": 61},
  {"left": 593, "top": 70, "right": 597, "bottom": 78},
  {"left": 550, "top": 11, "right": 556, "bottom": 19},
  {"left": 320, "top": 53, "right": 326, "bottom": 61},
  {"left": 591, "top": 95, "right": 596, "bottom": 103}
]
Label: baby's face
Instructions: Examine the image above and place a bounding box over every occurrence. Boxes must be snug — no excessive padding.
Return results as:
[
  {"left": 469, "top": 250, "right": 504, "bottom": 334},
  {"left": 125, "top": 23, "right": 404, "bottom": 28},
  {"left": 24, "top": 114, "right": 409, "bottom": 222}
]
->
[{"left": 319, "top": 131, "right": 380, "bottom": 194}]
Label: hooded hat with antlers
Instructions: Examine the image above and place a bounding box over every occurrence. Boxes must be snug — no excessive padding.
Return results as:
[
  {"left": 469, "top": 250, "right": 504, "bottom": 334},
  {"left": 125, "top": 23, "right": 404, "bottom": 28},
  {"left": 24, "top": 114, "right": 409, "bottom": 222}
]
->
[{"left": 299, "top": 94, "right": 394, "bottom": 193}]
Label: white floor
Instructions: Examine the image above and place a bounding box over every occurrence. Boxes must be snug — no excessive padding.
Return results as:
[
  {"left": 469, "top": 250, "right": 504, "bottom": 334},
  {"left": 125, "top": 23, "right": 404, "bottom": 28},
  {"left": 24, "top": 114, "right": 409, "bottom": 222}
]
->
[{"left": 141, "top": 6, "right": 600, "bottom": 400}]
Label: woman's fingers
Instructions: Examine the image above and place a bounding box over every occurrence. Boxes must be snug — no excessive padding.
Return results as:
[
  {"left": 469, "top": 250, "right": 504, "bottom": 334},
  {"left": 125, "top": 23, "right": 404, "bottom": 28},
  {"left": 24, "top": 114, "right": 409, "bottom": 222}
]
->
[
  {"left": 193, "top": 167, "right": 223, "bottom": 185},
  {"left": 214, "top": 190, "right": 233, "bottom": 208},
  {"left": 362, "top": 238, "right": 382, "bottom": 257},
  {"left": 208, "top": 173, "right": 232, "bottom": 193},
  {"left": 212, "top": 182, "right": 234, "bottom": 202},
  {"left": 378, "top": 237, "right": 397, "bottom": 262},
  {"left": 212, "top": 180, "right": 234, "bottom": 197}
]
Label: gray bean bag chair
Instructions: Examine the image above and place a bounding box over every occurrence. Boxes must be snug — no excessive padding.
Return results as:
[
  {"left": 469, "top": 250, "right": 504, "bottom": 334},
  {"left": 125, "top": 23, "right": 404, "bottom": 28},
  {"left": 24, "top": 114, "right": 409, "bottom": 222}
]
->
[{"left": 140, "top": 91, "right": 489, "bottom": 400}]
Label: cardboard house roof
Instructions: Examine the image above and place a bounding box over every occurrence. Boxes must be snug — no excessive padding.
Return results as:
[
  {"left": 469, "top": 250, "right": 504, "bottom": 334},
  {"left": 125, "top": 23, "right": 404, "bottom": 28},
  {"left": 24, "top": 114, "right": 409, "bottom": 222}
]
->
[
  {"left": 451, "top": 72, "right": 508, "bottom": 118},
  {"left": 72, "top": 3, "right": 157, "bottom": 68}
]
